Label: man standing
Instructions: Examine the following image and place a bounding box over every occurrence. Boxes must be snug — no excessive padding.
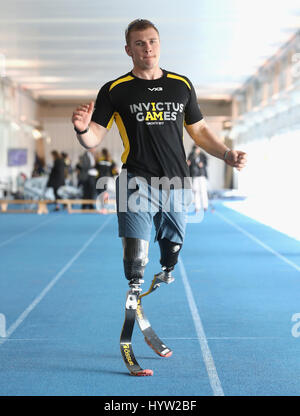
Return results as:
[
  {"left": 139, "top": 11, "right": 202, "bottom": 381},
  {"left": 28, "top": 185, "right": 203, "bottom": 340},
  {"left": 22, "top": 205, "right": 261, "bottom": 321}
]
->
[
  {"left": 78, "top": 149, "right": 98, "bottom": 209},
  {"left": 47, "top": 150, "right": 65, "bottom": 211},
  {"left": 71, "top": 19, "right": 247, "bottom": 376},
  {"left": 187, "top": 145, "right": 209, "bottom": 212}
]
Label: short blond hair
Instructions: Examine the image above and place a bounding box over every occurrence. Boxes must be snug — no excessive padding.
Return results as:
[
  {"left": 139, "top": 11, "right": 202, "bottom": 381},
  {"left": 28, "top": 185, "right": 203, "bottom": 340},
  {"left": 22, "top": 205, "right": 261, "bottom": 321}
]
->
[{"left": 125, "top": 19, "right": 159, "bottom": 45}]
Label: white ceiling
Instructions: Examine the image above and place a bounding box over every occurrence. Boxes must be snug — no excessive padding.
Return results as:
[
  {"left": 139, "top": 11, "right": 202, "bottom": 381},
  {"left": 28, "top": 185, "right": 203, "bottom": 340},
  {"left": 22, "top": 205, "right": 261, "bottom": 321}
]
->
[{"left": 0, "top": 0, "right": 299, "bottom": 102}]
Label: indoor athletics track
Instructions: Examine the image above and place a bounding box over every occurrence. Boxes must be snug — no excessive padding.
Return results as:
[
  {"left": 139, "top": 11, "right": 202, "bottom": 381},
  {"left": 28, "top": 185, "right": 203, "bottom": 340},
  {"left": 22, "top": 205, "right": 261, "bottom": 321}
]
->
[{"left": 0, "top": 203, "right": 300, "bottom": 396}]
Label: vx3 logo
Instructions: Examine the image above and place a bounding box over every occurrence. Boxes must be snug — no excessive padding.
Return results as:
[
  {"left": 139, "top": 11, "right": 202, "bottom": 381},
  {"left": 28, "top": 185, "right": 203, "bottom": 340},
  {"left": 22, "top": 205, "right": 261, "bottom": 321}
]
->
[{"left": 148, "top": 87, "right": 163, "bottom": 91}]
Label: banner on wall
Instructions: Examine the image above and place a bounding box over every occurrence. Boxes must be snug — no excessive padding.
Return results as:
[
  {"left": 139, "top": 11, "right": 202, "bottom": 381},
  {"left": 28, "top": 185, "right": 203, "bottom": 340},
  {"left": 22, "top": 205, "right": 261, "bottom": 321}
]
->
[{"left": 7, "top": 148, "right": 28, "bottom": 166}]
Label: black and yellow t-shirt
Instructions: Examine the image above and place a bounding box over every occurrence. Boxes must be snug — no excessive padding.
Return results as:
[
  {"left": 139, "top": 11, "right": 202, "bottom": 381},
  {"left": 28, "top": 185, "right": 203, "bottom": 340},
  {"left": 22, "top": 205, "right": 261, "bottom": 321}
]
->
[{"left": 91, "top": 69, "right": 203, "bottom": 183}]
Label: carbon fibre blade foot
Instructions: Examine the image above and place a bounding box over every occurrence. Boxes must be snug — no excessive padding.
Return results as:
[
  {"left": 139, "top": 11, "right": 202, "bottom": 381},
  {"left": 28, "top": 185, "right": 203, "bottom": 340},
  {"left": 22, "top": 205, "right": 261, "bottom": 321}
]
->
[
  {"left": 136, "top": 297, "right": 173, "bottom": 358},
  {"left": 120, "top": 288, "right": 153, "bottom": 376}
]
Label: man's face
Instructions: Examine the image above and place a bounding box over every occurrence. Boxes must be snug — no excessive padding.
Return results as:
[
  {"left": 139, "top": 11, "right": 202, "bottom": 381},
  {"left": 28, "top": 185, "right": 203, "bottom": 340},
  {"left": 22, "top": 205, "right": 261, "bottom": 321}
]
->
[{"left": 125, "top": 27, "right": 160, "bottom": 70}]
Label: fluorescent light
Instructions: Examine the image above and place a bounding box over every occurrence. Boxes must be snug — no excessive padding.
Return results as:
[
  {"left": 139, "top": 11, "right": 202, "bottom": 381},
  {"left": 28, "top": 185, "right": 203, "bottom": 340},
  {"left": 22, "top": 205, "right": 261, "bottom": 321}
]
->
[
  {"left": 10, "top": 121, "right": 20, "bottom": 131},
  {"left": 32, "top": 129, "right": 42, "bottom": 139}
]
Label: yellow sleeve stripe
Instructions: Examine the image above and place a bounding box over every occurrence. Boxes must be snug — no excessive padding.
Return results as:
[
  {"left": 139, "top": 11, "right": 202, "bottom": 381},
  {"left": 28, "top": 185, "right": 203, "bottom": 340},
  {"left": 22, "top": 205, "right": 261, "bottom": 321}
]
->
[
  {"left": 114, "top": 112, "right": 130, "bottom": 164},
  {"left": 167, "top": 73, "right": 191, "bottom": 90},
  {"left": 109, "top": 75, "right": 134, "bottom": 91},
  {"left": 106, "top": 113, "right": 115, "bottom": 129}
]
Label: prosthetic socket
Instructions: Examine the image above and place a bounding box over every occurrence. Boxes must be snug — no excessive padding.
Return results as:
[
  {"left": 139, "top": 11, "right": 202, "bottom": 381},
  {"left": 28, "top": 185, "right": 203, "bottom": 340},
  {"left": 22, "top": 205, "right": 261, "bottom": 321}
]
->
[{"left": 122, "top": 237, "right": 182, "bottom": 288}]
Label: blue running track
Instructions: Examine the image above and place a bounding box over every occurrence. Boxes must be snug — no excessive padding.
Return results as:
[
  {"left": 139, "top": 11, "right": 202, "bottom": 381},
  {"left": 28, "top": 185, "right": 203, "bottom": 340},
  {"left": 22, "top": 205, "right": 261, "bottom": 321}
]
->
[{"left": 0, "top": 204, "right": 300, "bottom": 396}]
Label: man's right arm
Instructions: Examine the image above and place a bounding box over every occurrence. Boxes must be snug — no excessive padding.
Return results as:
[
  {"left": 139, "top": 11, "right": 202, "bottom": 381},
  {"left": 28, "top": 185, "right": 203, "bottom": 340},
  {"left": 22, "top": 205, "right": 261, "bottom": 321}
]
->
[
  {"left": 75, "top": 121, "right": 108, "bottom": 149},
  {"left": 71, "top": 101, "right": 109, "bottom": 149}
]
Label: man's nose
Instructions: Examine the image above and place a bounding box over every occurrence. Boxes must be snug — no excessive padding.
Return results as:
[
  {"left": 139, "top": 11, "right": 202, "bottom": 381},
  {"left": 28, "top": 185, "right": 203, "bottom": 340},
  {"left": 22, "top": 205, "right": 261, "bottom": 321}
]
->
[{"left": 144, "top": 42, "right": 152, "bottom": 53}]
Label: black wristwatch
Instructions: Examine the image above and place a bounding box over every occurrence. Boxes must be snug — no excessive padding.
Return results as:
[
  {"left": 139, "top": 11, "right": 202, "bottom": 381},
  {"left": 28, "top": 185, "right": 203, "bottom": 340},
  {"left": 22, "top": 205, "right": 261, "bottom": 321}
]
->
[{"left": 74, "top": 126, "right": 89, "bottom": 135}]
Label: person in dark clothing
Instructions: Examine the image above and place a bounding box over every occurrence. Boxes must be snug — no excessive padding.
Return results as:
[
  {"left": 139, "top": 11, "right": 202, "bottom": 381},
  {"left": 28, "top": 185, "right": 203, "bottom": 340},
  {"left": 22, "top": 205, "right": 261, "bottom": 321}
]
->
[
  {"left": 96, "top": 148, "right": 118, "bottom": 195},
  {"left": 188, "top": 145, "right": 208, "bottom": 178},
  {"left": 47, "top": 150, "right": 65, "bottom": 211},
  {"left": 187, "top": 145, "right": 209, "bottom": 212},
  {"left": 32, "top": 153, "right": 46, "bottom": 177},
  {"left": 78, "top": 149, "right": 98, "bottom": 209},
  {"left": 61, "top": 152, "right": 72, "bottom": 182},
  {"left": 96, "top": 148, "right": 118, "bottom": 178},
  {"left": 71, "top": 18, "right": 247, "bottom": 376}
]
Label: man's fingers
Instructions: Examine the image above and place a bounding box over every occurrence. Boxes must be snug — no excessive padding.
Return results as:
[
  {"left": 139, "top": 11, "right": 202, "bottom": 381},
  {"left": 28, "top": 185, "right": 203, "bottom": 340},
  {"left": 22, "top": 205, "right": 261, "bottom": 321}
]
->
[
  {"left": 226, "top": 150, "right": 247, "bottom": 170},
  {"left": 88, "top": 101, "right": 95, "bottom": 114},
  {"left": 234, "top": 151, "right": 247, "bottom": 164},
  {"left": 74, "top": 110, "right": 87, "bottom": 116},
  {"left": 73, "top": 102, "right": 93, "bottom": 115},
  {"left": 237, "top": 155, "right": 247, "bottom": 167},
  {"left": 234, "top": 159, "right": 247, "bottom": 171},
  {"left": 72, "top": 101, "right": 93, "bottom": 126},
  {"left": 74, "top": 104, "right": 91, "bottom": 113},
  {"left": 76, "top": 105, "right": 89, "bottom": 113}
]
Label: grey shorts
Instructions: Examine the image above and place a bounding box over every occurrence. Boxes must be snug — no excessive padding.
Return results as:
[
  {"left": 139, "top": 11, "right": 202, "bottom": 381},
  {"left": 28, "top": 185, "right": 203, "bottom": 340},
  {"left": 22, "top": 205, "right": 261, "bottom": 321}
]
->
[{"left": 116, "top": 171, "right": 192, "bottom": 244}]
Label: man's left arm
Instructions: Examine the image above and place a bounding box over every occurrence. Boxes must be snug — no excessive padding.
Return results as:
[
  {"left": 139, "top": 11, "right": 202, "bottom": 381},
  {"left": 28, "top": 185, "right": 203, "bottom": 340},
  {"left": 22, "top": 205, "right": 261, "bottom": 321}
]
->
[{"left": 185, "top": 119, "right": 247, "bottom": 171}]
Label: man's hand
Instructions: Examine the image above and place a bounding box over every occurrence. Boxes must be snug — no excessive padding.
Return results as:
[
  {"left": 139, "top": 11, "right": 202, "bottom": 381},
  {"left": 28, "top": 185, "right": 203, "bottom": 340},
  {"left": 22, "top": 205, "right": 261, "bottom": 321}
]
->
[
  {"left": 225, "top": 150, "right": 247, "bottom": 171},
  {"left": 185, "top": 120, "right": 247, "bottom": 171},
  {"left": 71, "top": 101, "right": 94, "bottom": 132},
  {"left": 72, "top": 102, "right": 108, "bottom": 149}
]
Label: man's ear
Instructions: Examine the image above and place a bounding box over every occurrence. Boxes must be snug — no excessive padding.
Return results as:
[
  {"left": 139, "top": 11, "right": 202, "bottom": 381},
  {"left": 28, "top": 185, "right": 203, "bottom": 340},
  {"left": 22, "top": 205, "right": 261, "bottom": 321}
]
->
[{"left": 125, "top": 45, "right": 132, "bottom": 57}]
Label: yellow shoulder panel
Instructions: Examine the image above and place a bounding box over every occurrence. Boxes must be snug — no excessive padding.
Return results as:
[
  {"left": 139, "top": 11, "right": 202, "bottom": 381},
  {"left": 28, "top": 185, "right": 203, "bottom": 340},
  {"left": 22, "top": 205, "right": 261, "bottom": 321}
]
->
[
  {"left": 167, "top": 73, "right": 191, "bottom": 90},
  {"left": 109, "top": 75, "right": 134, "bottom": 92}
]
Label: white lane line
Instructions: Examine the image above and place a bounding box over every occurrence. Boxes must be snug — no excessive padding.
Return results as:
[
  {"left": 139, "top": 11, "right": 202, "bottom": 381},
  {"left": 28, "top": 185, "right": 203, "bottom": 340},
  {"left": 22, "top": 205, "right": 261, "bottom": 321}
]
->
[
  {"left": 2, "top": 336, "right": 283, "bottom": 342},
  {"left": 178, "top": 256, "right": 224, "bottom": 397},
  {"left": 163, "top": 337, "right": 283, "bottom": 340},
  {"left": 0, "top": 216, "right": 59, "bottom": 248},
  {"left": 0, "top": 216, "right": 112, "bottom": 346},
  {"left": 0, "top": 338, "right": 65, "bottom": 341},
  {"left": 215, "top": 210, "right": 300, "bottom": 273}
]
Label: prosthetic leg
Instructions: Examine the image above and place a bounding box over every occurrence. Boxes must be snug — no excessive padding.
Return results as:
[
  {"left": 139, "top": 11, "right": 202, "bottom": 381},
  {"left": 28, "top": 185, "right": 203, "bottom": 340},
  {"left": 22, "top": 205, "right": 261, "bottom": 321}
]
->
[
  {"left": 120, "top": 237, "right": 182, "bottom": 376},
  {"left": 120, "top": 277, "right": 154, "bottom": 376},
  {"left": 135, "top": 239, "right": 181, "bottom": 358},
  {"left": 119, "top": 238, "right": 152, "bottom": 376}
]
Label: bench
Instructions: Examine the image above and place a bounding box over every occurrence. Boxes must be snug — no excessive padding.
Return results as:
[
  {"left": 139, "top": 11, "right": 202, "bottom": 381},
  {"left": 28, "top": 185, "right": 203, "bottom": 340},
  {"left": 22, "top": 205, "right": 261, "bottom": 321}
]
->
[
  {"left": 0, "top": 198, "right": 116, "bottom": 214},
  {"left": 56, "top": 199, "right": 116, "bottom": 214},
  {"left": 0, "top": 199, "right": 53, "bottom": 214}
]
